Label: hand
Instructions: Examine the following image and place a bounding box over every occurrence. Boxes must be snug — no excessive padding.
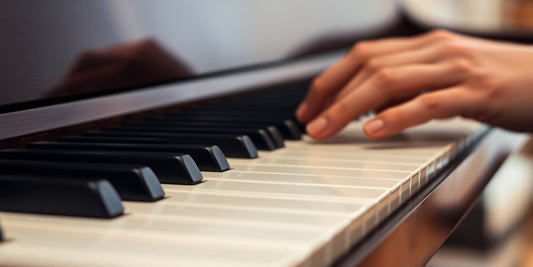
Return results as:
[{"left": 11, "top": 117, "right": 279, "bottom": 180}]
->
[{"left": 296, "top": 30, "right": 533, "bottom": 139}]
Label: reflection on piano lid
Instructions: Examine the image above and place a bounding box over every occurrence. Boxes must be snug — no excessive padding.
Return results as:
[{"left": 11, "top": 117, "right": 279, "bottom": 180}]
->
[{"left": 0, "top": 0, "right": 400, "bottom": 112}]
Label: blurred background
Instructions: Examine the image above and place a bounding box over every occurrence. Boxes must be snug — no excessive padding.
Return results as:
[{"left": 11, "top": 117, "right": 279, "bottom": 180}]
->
[{"left": 404, "top": 0, "right": 533, "bottom": 33}]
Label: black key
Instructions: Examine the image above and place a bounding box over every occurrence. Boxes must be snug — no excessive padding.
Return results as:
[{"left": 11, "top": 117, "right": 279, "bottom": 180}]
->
[
  {"left": 58, "top": 135, "right": 255, "bottom": 159},
  {"left": 189, "top": 103, "right": 298, "bottom": 113},
  {"left": 31, "top": 141, "right": 229, "bottom": 172},
  {"left": 153, "top": 114, "right": 302, "bottom": 140},
  {"left": 168, "top": 107, "right": 293, "bottom": 116},
  {"left": 119, "top": 123, "right": 285, "bottom": 148},
  {"left": 202, "top": 113, "right": 307, "bottom": 135},
  {"left": 0, "top": 174, "right": 123, "bottom": 218},
  {"left": 1, "top": 148, "right": 202, "bottom": 185},
  {"left": 83, "top": 131, "right": 257, "bottom": 158},
  {"left": 0, "top": 159, "right": 164, "bottom": 202},
  {"left": 295, "top": 120, "right": 307, "bottom": 133},
  {"left": 126, "top": 120, "right": 301, "bottom": 140},
  {"left": 176, "top": 104, "right": 302, "bottom": 119},
  {"left": 173, "top": 109, "right": 296, "bottom": 120},
  {"left": 104, "top": 126, "right": 278, "bottom": 151}
]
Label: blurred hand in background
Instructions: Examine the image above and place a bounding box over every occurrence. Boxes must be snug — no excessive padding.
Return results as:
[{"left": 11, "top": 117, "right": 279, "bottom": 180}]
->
[{"left": 45, "top": 39, "right": 192, "bottom": 98}]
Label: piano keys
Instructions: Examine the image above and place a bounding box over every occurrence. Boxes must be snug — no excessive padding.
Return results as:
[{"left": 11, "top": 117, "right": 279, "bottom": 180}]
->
[
  {"left": 78, "top": 133, "right": 259, "bottom": 159},
  {"left": 0, "top": 114, "right": 499, "bottom": 266},
  {"left": 0, "top": 1, "right": 529, "bottom": 266},
  {"left": 0, "top": 174, "right": 124, "bottom": 218},
  {"left": 25, "top": 142, "right": 231, "bottom": 172},
  {"left": 0, "top": 149, "right": 204, "bottom": 185},
  {"left": 0, "top": 159, "right": 164, "bottom": 202},
  {"left": 103, "top": 125, "right": 283, "bottom": 150}
]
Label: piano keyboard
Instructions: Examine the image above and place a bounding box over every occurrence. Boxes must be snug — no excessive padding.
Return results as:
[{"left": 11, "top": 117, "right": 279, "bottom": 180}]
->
[{"left": 0, "top": 106, "right": 485, "bottom": 266}]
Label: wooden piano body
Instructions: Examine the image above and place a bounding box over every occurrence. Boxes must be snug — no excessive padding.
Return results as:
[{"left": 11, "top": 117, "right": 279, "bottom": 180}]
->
[{"left": 0, "top": 1, "right": 531, "bottom": 266}]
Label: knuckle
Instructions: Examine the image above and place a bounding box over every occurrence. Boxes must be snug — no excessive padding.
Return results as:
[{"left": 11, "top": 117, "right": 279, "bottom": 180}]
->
[
  {"left": 468, "top": 71, "right": 502, "bottom": 96},
  {"left": 482, "top": 75, "right": 501, "bottom": 91},
  {"left": 350, "top": 42, "right": 371, "bottom": 56},
  {"left": 374, "top": 68, "right": 397, "bottom": 86},
  {"left": 363, "top": 58, "right": 383, "bottom": 73},
  {"left": 453, "top": 59, "right": 475, "bottom": 73},
  {"left": 478, "top": 76, "right": 502, "bottom": 100},
  {"left": 310, "top": 77, "right": 327, "bottom": 94},
  {"left": 442, "top": 41, "right": 469, "bottom": 56},
  {"left": 335, "top": 100, "right": 352, "bottom": 115},
  {"left": 348, "top": 42, "right": 373, "bottom": 61},
  {"left": 427, "top": 29, "right": 454, "bottom": 41},
  {"left": 329, "top": 100, "right": 353, "bottom": 121},
  {"left": 418, "top": 94, "right": 440, "bottom": 112},
  {"left": 386, "top": 108, "right": 408, "bottom": 127}
]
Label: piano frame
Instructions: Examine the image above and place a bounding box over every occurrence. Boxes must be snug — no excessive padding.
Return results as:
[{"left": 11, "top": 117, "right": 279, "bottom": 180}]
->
[{"left": 1, "top": 71, "right": 527, "bottom": 266}]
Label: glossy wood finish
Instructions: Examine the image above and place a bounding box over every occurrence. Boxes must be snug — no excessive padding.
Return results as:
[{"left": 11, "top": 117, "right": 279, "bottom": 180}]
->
[{"left": 0, "top": 52, "right": 340, "bottom": 141}]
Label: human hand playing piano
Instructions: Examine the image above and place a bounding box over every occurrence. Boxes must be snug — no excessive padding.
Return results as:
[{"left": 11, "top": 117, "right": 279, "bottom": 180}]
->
[{"left": 296, "top": 30, "right": 533, "bottom": 139}]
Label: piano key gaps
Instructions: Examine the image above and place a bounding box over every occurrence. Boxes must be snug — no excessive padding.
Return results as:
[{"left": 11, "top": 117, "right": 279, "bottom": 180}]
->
[{"left": 0, "top": 97, "right": 488, "bottom": 266}]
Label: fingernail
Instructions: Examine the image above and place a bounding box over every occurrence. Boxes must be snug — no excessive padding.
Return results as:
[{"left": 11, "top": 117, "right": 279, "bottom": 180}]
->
[
  {"left": 307, "top": 117, "right": 328, "bottom": 136},
  {"left": 364, "top": 119, "right": 384, "bottom": 135},
  {"left": 296, "top": 102, "right": 308, "bottom": 120}
]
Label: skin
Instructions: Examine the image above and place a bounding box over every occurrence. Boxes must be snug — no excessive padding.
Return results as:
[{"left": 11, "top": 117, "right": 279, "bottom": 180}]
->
[{"left": 295, "top": 30, "right": 533, "bottom": 140}]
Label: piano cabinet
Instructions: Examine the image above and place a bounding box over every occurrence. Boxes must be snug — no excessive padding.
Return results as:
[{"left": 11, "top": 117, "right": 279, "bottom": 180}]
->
[{"left": 0, "top": 83, "right": 529, "bottom": 266}]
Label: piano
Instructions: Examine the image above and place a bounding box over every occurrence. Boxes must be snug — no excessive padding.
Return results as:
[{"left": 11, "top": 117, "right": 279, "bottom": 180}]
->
[{"left": 0, "top": 1, "right": 530, "bottom": 266}]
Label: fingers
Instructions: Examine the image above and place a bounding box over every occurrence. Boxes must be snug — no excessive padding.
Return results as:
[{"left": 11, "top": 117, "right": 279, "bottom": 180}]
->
[
  {"left": 363, "top": 87, "right": 480, "bottom": 138},
  {"left": 306, "top": 60, "right": 471, "bottom": 139},
  {"left": 334, "top": 42, "right": 452, "bottom": 101},
  {"left": 296, "top": 33, "right": 443, "bottom": 123}
]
